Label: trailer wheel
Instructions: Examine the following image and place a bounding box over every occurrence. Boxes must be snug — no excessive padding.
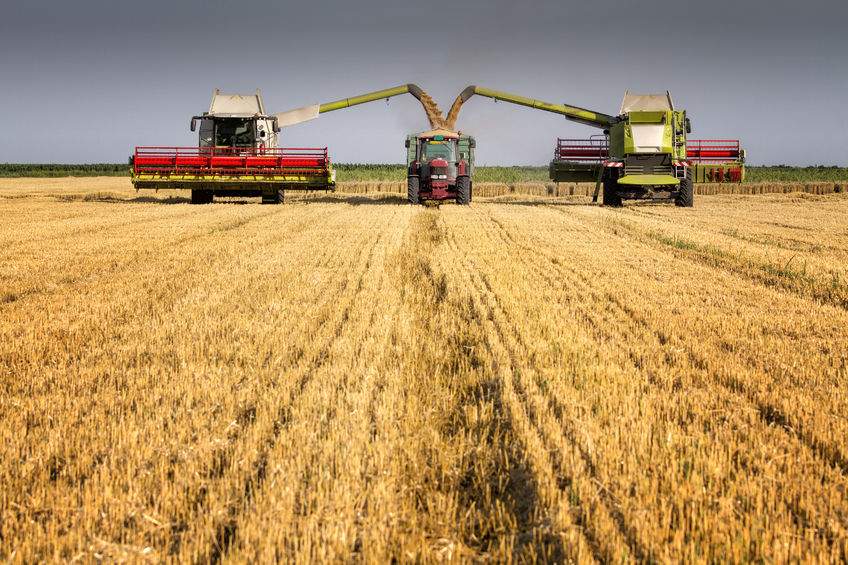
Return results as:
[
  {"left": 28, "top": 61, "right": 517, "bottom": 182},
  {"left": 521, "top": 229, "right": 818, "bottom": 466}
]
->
[
  {"left": 456, "top": 176, "right": 471, "bottom": 205},
  {"left": 675, "top": 177, "right": 694, "bottom": 207},
  {"left": 602, "top": 176, "right": 622, "bottom": 207},
  {"left": 407, "top": 176, "right": 420, "bottom": 205}
]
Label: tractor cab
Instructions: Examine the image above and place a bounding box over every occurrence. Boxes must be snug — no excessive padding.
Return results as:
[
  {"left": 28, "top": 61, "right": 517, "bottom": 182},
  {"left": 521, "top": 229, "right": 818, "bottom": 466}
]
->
[{"left": 417, "top": 131, "right": 459, "bottom": 183}]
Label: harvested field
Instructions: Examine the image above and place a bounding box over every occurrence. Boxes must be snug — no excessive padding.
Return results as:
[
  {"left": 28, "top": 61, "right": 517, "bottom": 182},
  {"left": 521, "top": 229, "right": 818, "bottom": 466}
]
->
[
  {"left": 1, "top": 177, "right": 847, "bottom": 561},
  {"left": 336, "top": 180, "right": 846, "bottom": 199}
]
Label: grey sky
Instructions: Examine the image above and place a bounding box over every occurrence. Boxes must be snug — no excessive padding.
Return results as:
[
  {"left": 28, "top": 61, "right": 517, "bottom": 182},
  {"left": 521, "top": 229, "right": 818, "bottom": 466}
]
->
[{"left": 1, "top": 0, "right": 846, "bottom": 165}]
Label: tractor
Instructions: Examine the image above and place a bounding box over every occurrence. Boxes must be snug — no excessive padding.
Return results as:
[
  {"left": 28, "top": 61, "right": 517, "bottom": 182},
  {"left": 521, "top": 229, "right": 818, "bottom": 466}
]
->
[{"left": 405, "top": 129, "right": 475, "bottom": 205}]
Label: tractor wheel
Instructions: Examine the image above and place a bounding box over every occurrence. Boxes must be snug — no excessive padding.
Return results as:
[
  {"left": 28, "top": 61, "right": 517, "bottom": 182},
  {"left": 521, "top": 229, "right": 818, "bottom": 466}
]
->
[
  {"left": 675, "top": 176, "right": 694, "bottom": 207},
  {"left": 407, "top": 176, "right": 420, "bottom": 205},
  {"left": 456, "top": 176, "right": 471, "bottom": 205},
  {"left": 602, "top": 176, "right": 622, "bottom": 207},
  {"left": 469, "top": 181, "right": 473, "bottom": 202}
]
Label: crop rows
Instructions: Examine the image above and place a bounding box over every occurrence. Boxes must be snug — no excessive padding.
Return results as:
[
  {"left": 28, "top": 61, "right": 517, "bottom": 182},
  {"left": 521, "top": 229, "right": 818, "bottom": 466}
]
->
[{"left": 1, "top": 180, "right": 846, "bottom": 561}]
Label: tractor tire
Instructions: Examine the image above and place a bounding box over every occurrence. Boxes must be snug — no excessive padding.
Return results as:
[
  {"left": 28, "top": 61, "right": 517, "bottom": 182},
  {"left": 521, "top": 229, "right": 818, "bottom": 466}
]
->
[
  {"left": 675, "top": 177, "right": 694, "bottom": 207},
  {"left": 469, "top": 181, "right": 473, "bottom": 202},
  {"left": 191, "top": 189, "right": 212, "bottom": 204},
  {"left": 407, "top": 176, "right": 420, "bottom": 205},
  {"left": 602, "top": 176, "right": 622, "bottom": 207},
  {"left": 456, "top": 176, "right": 471, "bottom": 205}
]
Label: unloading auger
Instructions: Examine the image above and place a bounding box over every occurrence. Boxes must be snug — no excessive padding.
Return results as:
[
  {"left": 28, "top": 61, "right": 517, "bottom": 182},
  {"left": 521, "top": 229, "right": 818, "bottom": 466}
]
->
[{"left": 276, "top": 84, "right": 446, "bottom": 130}]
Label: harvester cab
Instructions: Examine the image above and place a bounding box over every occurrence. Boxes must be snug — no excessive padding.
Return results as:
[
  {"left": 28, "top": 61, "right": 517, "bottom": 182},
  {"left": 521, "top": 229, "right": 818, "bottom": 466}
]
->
[
  {"left": 405, "top": 129, "right": 475, "bottom": 205},
  {"left": 190, "top": 89, "right": 280, "bottom": 149}
]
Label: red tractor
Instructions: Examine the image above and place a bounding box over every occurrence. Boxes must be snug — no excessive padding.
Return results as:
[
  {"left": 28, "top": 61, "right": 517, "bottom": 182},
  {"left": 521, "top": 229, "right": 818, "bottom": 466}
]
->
[{"left": 406, "top": 129, "right": 476, "bottom": 205}]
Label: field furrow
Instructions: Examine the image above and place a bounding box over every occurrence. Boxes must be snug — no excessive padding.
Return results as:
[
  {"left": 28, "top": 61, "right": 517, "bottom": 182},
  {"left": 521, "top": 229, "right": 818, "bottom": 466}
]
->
[{"left": 2, "top": 183, "right": 846, "bottom": 561}]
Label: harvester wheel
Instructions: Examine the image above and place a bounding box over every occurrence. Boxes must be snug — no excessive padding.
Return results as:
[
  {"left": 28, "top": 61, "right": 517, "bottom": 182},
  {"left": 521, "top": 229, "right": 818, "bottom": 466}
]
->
[
  {"left": 261, "top": 189, "right": 282, "bottom": 204},
  {"left": 407, "top": 176, "right": 420, "bottom": 205},
  {"left": 191, "top": 189, "right": 212, "bottom": 204},
  {"left": 675, "top": 177, "right": 694, "bottom": 207},
  {"left": 602, "top": 176, "right": 622, "bottom": 207},
  {"left": 456, "top": 176, "right": 471, "bottom": 205}
]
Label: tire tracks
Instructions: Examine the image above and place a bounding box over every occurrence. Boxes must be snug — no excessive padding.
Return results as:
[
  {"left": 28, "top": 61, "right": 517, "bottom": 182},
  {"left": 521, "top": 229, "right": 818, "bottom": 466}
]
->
[
  {"left": 443, "top": 209, "right": 643, "bottom": 562},
  {"left": 538, "top": 205, "right": 848, "bottom": 476},
  {"left": 198, "top": 212, "right": 393, "bottom": 563},
  {"left": 481, "top": 205, "right": 848, "bottom": 546}
]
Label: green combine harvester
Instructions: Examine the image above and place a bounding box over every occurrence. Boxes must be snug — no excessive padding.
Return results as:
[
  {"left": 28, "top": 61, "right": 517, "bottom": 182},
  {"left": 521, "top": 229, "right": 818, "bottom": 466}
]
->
[{"left": 453, "top": 86, "right": 745, "bottom": 207}]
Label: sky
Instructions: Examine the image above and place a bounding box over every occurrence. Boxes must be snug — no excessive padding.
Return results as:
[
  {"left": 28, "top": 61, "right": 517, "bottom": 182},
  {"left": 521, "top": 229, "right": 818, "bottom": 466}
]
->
[{"left": 1, "top": 0, "right": 846, "bottom": 165}]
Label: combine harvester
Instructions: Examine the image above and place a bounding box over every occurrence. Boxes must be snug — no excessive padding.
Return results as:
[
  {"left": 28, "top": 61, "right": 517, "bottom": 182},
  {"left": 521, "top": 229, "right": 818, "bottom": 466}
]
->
[
  {"left": 449, "top": 86, "right": 744, "bottom": 207},
  {"left": 131, "top": 85, "right": 438, "bottom": 204}
]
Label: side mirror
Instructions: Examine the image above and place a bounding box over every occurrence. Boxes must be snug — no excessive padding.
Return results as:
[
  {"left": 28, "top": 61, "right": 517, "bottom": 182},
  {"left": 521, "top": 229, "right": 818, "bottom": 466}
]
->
[
  {"left": 273, "top": 117, "right": 280, "bottom": 133},
  {"left": 190, "top": 118, "right": 197, "bottom": 132},
  {"left": 469, "top": 139, "right": 476, "bottom": 148},
  {"left": 405, "top": 139, "right": 410, "bottom": 148},
  {"left": 685, "top": 118, "right": 692, "bottom": 134}
]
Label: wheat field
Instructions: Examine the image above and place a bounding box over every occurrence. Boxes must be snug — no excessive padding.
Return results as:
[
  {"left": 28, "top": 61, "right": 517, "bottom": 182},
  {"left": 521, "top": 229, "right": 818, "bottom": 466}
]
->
[{"left": 1, "top": 178, "right": 847, "bottom": 562}]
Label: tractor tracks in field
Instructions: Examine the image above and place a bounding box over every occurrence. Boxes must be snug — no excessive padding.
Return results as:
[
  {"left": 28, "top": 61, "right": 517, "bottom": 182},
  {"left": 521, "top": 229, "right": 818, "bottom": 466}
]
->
[
  {"left": 5, "top": 207, "right": 322, "bottom": 500},
  {"left": 196, "top": 212, "right": 399, "bottom": 563},
  {"left": 0, "top": 203, "right": 220, "bottom": 255},
  {"left": 0, "top": 206, "right": 288, "bottom": 308},
  {"left": 479, "top": 206, "right": 848, "bottom": 543},
  {"left": 279, "top": 211, "right": 406, "bottom": 560},
  {"left": 591, "top": 208, "right": 848, "bottom": 311},
  {"left": 444, "top": 211, "right": 646, "bottom": 563},
  {"left": 541, "top": 205, "right": 848, "bottom": 478},
  {"left": 623, "top": 206, "right": 848, "bottom": 257},
  {"left": 402, "top": 213, "right": 565, "bottom": 562}
]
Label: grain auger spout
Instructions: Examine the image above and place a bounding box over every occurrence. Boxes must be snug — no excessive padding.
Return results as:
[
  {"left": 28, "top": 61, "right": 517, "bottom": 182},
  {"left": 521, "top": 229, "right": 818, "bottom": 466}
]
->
[
  {"left": 445, "top": 85, "right": 616, "bottom": 130},
  {"left": 275, "top": 84, "right": 446, "bottom": 129}
]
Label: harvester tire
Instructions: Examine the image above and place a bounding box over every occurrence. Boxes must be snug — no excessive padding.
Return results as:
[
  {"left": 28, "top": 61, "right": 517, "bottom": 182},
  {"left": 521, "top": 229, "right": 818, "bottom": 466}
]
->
[
  {"left": 407, "top": 176, "right": 420, "bottom": 205},
  {"left": 602, "top": 176, "right": 622, "bottom": 207},
  {"left": 675, "top": 177, "right": 694, "bottom": 207},
  {"left": 191, "top": 189, "right": 212, "bottom": 204},
  {"left": 456, "top": 176, "right": 471, "bottom": 205},
  {"left": 261, "top": 189, "right": 283, "bottom": 204}
]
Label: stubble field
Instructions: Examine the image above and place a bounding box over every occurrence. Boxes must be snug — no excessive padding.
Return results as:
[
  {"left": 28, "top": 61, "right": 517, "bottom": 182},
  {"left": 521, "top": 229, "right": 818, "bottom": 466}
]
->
[{"left": 1, "top": 178, "right": 847, "bottom": 562}]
